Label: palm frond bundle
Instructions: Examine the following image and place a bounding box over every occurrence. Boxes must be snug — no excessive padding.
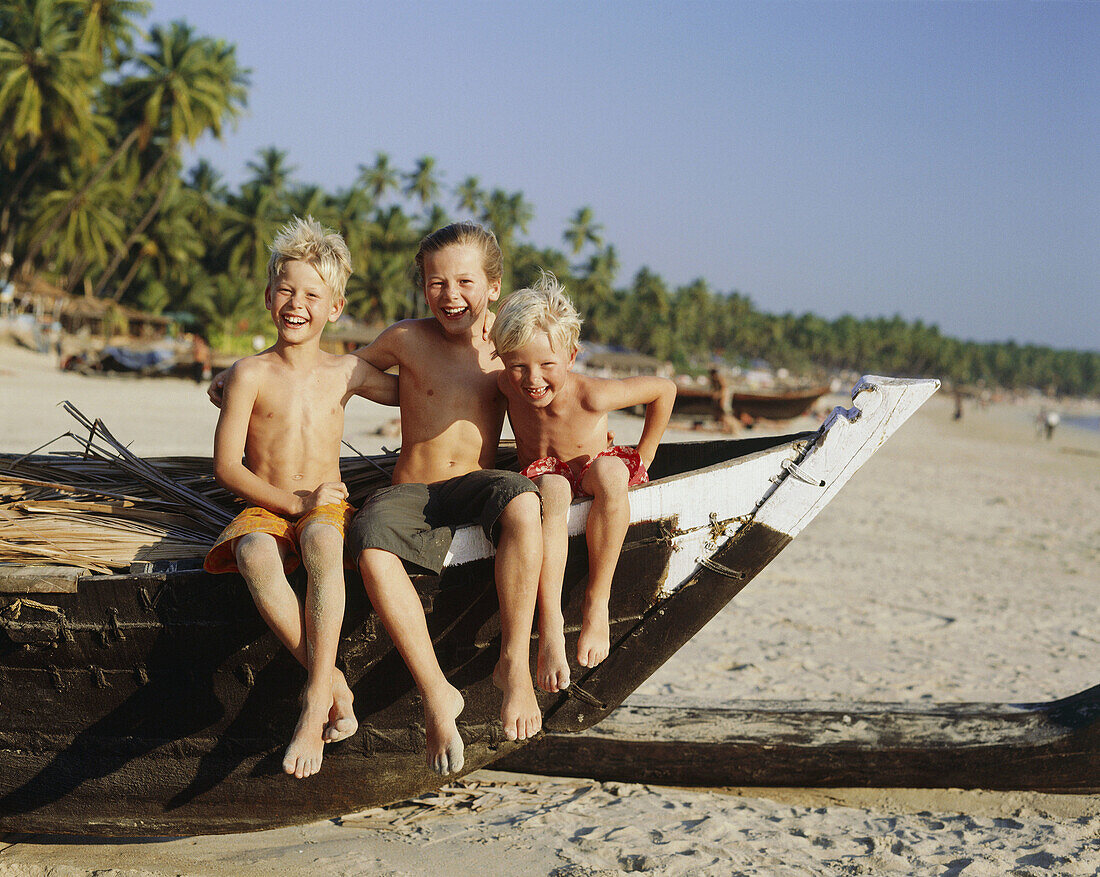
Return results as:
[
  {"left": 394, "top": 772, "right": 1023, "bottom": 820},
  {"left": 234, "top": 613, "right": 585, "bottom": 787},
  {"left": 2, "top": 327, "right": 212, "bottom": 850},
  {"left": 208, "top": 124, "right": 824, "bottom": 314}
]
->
[{"left": 0, "top": 403, "right": 406, "bottom": 572}]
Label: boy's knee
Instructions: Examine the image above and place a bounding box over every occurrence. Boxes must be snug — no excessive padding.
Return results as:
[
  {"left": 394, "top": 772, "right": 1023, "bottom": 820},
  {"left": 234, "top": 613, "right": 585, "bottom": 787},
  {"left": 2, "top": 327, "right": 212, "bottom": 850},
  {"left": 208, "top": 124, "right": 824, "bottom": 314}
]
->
[
  {"left": 234, "top": 532, "right": 280, "bottom": 571},
  {"left": 500, "top": 489, "right": 541, "bottom": 526},
  {"left": 357, "top": 546, "right": 398, "bottom": 582},
  {"left": 298, "top": 524, "right": 344, "bottom": 570},
  {"left": 584, "top": 456, "right": 629, "bottom": 496},
  {"left": 299, "top": 522, "right": 343, "bottom": 554},
  {"left": 536, "top": 474, "right": 572, "bottom": 515}
]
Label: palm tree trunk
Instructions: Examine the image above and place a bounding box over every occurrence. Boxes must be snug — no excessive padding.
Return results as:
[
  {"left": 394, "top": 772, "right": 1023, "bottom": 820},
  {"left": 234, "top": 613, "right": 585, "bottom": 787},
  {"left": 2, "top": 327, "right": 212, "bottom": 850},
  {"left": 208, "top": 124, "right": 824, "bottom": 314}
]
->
[
  {"left": 112, "top": 250, "right": 147, "bottom": 303},
  {"left": 0, "top": 143, "right": 49, "bottom": 281},
  {"left": 64, "top": 254, "right": 91, "bottom": 295},
  {"left": 98, "top": 177, "right": 171, "bottom": 300},
  {"left": 95, "top": 149, "right": 174, "bottom": 299}
]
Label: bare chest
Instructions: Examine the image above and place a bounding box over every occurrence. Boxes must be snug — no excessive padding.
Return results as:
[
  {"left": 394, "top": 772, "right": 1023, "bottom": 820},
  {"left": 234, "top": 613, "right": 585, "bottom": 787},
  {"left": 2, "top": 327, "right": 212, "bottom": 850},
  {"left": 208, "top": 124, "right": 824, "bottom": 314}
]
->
[
  {"left": 249, "top": 371, "right": 346, "bottom": 442},
  {"left": 512, "top": 404, "right": 609, "bottom": 466}
]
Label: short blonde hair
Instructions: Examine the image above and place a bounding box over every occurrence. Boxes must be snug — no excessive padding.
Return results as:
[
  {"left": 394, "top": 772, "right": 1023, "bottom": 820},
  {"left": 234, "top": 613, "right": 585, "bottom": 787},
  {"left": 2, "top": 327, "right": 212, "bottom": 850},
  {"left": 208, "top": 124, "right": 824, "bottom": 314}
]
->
[
  {"left": 414, "top": 221, "right": 503, "bottom": 289},
  {"left": 490, "top": 272, "right": 582, "bottom": 356},
  {"left": 267, "top": 216, "right": 352, "bottom": 303}
]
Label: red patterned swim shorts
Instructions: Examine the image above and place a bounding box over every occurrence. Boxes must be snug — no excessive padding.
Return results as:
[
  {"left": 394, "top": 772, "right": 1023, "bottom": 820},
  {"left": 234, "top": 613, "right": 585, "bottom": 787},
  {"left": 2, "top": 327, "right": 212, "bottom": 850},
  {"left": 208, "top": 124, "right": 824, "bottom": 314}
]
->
[{"left": 521, "top": 445, "right": 649, "bottom": 498}]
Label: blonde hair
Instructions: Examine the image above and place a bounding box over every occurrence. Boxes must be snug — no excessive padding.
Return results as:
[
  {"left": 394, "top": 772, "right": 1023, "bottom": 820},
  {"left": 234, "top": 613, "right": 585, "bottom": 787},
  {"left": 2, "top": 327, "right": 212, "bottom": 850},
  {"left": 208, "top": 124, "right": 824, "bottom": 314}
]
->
[
  {"left": 267, "top": 216, "right": 352, "bottom": 303},
  {"left": 414, "top": 221, "right": 503, "bottom": 288},
  {"left": 490, "top": 272, "right": 582, "bottom": 356}
]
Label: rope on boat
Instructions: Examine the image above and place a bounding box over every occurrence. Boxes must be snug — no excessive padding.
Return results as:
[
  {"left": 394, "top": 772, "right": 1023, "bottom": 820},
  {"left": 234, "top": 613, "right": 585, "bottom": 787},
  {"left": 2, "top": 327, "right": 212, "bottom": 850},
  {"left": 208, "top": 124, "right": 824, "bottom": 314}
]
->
[{"left": 696, "top": 556, "right": 745, "bottom": 579}]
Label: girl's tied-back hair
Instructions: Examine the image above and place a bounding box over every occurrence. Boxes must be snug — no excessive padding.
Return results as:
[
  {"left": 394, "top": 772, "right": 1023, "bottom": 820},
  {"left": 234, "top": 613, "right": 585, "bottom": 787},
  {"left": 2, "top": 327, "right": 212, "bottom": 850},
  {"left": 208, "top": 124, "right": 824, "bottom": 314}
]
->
[
  {"left": 267, "top": 216, "right": 352, "bottom": 304},
  {"left": 414, "top": 221, "right": 503, "bottom": 288},
  {"left": 490, "top": 272, "right": 582, "bottom": 357}
]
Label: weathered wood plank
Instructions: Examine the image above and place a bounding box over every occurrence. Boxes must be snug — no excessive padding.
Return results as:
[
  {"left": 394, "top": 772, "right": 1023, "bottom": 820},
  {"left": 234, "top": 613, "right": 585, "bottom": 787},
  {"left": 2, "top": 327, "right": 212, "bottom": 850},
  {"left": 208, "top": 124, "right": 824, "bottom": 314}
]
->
[
  {"left": 498, "top": 685, "right": 1100, "bottom": 794},
  {"left": 0, "top": 564, "right": 82, "bottom": 593}
]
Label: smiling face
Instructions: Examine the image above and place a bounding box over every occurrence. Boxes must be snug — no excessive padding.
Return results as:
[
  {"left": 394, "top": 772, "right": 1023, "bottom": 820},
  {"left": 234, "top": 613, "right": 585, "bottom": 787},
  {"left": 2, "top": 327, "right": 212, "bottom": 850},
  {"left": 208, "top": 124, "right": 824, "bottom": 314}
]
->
[
  {"left": 264, "top": 259, "right": 343, "bottom": 344},
  {"left": 421, "top": 244, "right": 500, "bottom": 337},
  {"left": 499, "top": 330, "right": 577, "bottom": 409}
]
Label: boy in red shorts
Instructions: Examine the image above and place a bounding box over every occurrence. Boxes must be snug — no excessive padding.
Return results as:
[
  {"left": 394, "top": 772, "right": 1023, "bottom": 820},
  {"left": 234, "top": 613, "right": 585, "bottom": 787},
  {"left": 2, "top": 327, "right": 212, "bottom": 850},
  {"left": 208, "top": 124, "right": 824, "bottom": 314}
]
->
[
  {"left": 490, "top": 274, "right": 676, "bottom": 693},
  {"left": 204, "top": 216, "right": 396, "bottom": 778}
]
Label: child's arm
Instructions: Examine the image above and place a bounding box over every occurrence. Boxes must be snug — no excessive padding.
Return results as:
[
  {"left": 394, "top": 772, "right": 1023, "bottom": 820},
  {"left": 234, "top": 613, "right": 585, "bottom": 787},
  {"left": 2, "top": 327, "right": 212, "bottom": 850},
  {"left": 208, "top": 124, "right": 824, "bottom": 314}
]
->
[
  {"left": 589, "top": 376, "right": 677, "bottom": 468},
  {"left": 213, "top": 362, "right": 315, "bottom": 518},
  {"left": 346, "top": 355, "right": 399, "bottom": 406},
  {"left": 351, "top": 323, "right": 402, "bottom": 373}
]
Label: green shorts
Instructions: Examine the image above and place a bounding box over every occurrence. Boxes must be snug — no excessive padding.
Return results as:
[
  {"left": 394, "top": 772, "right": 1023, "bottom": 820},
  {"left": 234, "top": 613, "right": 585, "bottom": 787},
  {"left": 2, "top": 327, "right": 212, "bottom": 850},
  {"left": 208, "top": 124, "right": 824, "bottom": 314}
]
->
[{"left": 346, "top": 469, "right": 539, "bottom": 575}]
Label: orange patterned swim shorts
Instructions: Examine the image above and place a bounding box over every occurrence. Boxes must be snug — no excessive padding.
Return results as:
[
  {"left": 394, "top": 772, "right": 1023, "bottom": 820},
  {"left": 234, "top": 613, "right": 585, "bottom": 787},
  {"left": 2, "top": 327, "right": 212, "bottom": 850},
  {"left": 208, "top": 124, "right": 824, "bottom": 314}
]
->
[
  {"left": 203, "top": 501, "right": 355, "bottom": 575},
  {"left": 521, "top": 445, "right": 649, "bottom": 498}
]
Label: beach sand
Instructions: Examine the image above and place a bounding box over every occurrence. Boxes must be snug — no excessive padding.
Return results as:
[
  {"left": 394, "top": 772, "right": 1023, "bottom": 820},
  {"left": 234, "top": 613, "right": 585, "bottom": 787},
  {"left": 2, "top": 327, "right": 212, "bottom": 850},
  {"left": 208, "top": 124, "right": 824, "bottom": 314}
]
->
[{"left": 1, "top": 341, "right": 1098, "bottom": 875}]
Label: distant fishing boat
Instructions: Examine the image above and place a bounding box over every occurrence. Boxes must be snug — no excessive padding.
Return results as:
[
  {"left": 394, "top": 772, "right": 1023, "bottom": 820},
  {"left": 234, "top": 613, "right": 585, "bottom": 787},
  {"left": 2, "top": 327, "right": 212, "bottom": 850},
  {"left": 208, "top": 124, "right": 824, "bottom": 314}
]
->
[
  {"left": 673, "top": 371, "right": 832, "bottom": 426},
  {"left": 0, "top": 376, "right": 937, "bottom": 835}
]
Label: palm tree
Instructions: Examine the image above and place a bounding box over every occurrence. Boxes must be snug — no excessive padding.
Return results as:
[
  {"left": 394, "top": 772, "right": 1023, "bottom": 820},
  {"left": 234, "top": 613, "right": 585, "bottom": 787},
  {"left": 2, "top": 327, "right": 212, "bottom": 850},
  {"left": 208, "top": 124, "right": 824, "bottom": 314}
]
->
[
  {"left": 361, "top": 205, "right": 417, "bottom": 321},
  {"left": 186, "top": 272, "right": 267, "bottom": 344},
  {"left": 0, "top": 0, "right": 103, "bottom": 275},
  {"left": 480, "top": 188, "right": 534, "bottom": 292},
  {"left": 26, "top": 165, "right": 126, "bottom": 288},
  {"left": 455, "top": 175, "right": 482, "bottom": 214},
  {"left": 111, "top": 186, "right": 203, "bottom": 306},
  {"left": 220, "top": 183, "right": 279, "bottom": 282},
  {"left": 0, "top": 0, "right": 97, "bottom": 163},
  {"left": 574, "top": 244, "right": 619, "bottom": 341},
  {"left": 95, "top": 155, "right": 184, "bottom": 298},
  {"left": 563, "top": 206, "right": 603, "bottom": 256},
  {"left": 403, "top": 155, "right": 439, "bottom": 207},
  {"left": 244, "top": 146, "right": 295, "bottom": 201},
  {"left": 356, "top": 151, "right": 398, "bottom": 202},
  {"left": 284, "top": 184, "right": 329, "bottom": 225},
  {"left": 73, "top": 0, "right": 149, "bottom": 67},
  {"left": 417, "top": 203, "right": 450, "bottom": 238},
  {"left": 181, "top": 158, "right": 228, "bottom": 255},
  {"left": 16, "top": 20, "right": 247, "bottom": 281}
]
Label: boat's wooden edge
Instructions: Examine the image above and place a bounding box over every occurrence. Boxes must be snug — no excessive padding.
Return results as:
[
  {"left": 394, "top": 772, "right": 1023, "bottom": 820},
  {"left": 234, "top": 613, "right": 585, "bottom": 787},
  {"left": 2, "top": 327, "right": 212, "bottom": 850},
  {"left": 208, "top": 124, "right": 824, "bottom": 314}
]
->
[
  {"left": 497, "top": 684, "right": 1100, "bottom": 794},
  {"left": 0, "top": 565, "right": 83, "bottom": 593}
]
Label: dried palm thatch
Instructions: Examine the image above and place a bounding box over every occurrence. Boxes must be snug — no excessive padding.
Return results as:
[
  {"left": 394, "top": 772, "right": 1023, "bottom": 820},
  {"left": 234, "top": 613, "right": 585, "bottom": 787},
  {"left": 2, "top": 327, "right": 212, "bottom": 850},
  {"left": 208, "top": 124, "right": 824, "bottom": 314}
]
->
[{"left": 0, "top": 402, "right": 410, "bottom": 573}]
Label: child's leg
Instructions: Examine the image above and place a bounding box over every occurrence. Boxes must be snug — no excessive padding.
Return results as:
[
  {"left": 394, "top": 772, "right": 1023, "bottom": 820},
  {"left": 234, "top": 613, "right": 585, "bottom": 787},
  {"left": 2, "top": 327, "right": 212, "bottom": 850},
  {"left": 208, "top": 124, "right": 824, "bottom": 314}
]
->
[
  {"left": 533, "top": 474, "right": 573, "bottom": 693},
  {"left": 357, "top": 547, "right": 465, "bottom": 775},
  {"left": 233, "top": 532, "right": 356, "bottom": 749},
  {"left": 281, "top": 521, "right": 347, "bottom": 779},
  {"left": 576, "top": 455, "right": 631, "bottom": 668},
  {"left": 490, "top": 491, "right": 543, "bottom": 741}
]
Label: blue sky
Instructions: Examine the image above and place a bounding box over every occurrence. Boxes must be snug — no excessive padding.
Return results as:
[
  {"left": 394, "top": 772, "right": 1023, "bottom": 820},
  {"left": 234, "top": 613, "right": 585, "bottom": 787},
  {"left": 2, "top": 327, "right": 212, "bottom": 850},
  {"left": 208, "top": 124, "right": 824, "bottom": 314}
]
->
[{"left": 152, "top": 1, "right": 1098, "bottom": 352}]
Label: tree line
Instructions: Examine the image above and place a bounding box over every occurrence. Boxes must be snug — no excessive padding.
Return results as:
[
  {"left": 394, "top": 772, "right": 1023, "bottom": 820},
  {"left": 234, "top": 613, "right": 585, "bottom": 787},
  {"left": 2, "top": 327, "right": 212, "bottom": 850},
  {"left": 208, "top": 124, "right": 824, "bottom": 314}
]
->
[{"left": 2, "top": 0, "right": 1096, "bottom": 395}]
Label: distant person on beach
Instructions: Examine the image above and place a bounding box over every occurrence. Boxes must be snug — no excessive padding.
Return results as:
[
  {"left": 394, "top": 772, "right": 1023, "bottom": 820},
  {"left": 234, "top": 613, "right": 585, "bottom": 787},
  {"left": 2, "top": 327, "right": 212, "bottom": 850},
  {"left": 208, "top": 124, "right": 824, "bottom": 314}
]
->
[
  {"left": 1039, "top": 407, "right": 1060, "bottom": 439},
  {"left": 490, "top": 274, "right": 676, "bottom": 693},
  {"left": 203, "top": 217, "right": 397, "bottom": 779},
  {"left": 341, "top": 222, "right": 544, "bottom": 774}
]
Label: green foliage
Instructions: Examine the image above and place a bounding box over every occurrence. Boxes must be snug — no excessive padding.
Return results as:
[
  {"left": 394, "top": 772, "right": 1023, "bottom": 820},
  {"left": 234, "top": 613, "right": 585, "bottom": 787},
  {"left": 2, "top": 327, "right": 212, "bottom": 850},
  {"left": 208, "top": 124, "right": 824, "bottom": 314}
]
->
[{"left": 1, "top": 0, "right": 1096, "bottom": 396}]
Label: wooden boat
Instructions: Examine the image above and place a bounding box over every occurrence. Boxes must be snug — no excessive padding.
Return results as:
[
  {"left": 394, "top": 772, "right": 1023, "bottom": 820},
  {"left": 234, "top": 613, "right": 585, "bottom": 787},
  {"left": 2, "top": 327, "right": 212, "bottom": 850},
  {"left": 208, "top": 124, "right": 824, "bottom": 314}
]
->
[
  {"left": 673, "top": 374, "right": 831, "bottom": 425},
  {"left": 499, "top": 685, "right": 1100, "bottom": 794},
  {"left": 0, "top": 375, "right": 937, "bottom": 836}
]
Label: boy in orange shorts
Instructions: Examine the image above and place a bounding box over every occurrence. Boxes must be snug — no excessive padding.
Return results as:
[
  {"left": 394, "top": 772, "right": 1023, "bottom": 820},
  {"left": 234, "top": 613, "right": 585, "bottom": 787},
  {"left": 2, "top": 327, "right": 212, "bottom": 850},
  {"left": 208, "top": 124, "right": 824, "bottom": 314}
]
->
[
  {"left": 490, "top": 274, "right": 676, "bottom": 693},
  {"left": 204, "top": 216, "right": 397, "bottom": 778}
]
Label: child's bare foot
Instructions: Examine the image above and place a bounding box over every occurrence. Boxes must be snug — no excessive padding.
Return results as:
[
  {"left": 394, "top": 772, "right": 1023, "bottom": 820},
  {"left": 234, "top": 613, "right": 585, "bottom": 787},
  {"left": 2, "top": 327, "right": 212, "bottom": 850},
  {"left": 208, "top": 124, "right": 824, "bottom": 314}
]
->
[
  {"left": 424, "top": 682, "right": 465, "bottom": 775},
  {"left": 536, "top": 615, "right": 570, "bottom": 693},
  {"left": 324, "top": 668, "right": 358, "bottom": 743},
  {"left": 493, "top": 657, "right": 542, "bottom": 741},
  {"left": 283, "top": 691, "right": 329, "bottom": 779},
  {"left": 577, "top": 602, "right": 611, "bottom": 668}
]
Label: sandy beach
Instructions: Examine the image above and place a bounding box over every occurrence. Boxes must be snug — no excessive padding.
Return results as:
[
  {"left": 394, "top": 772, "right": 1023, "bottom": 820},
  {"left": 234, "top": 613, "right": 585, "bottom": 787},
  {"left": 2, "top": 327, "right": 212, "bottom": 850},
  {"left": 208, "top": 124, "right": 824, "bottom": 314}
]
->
[{"left": 1, "top": 341, "right": 1098, "bottom": 876}]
